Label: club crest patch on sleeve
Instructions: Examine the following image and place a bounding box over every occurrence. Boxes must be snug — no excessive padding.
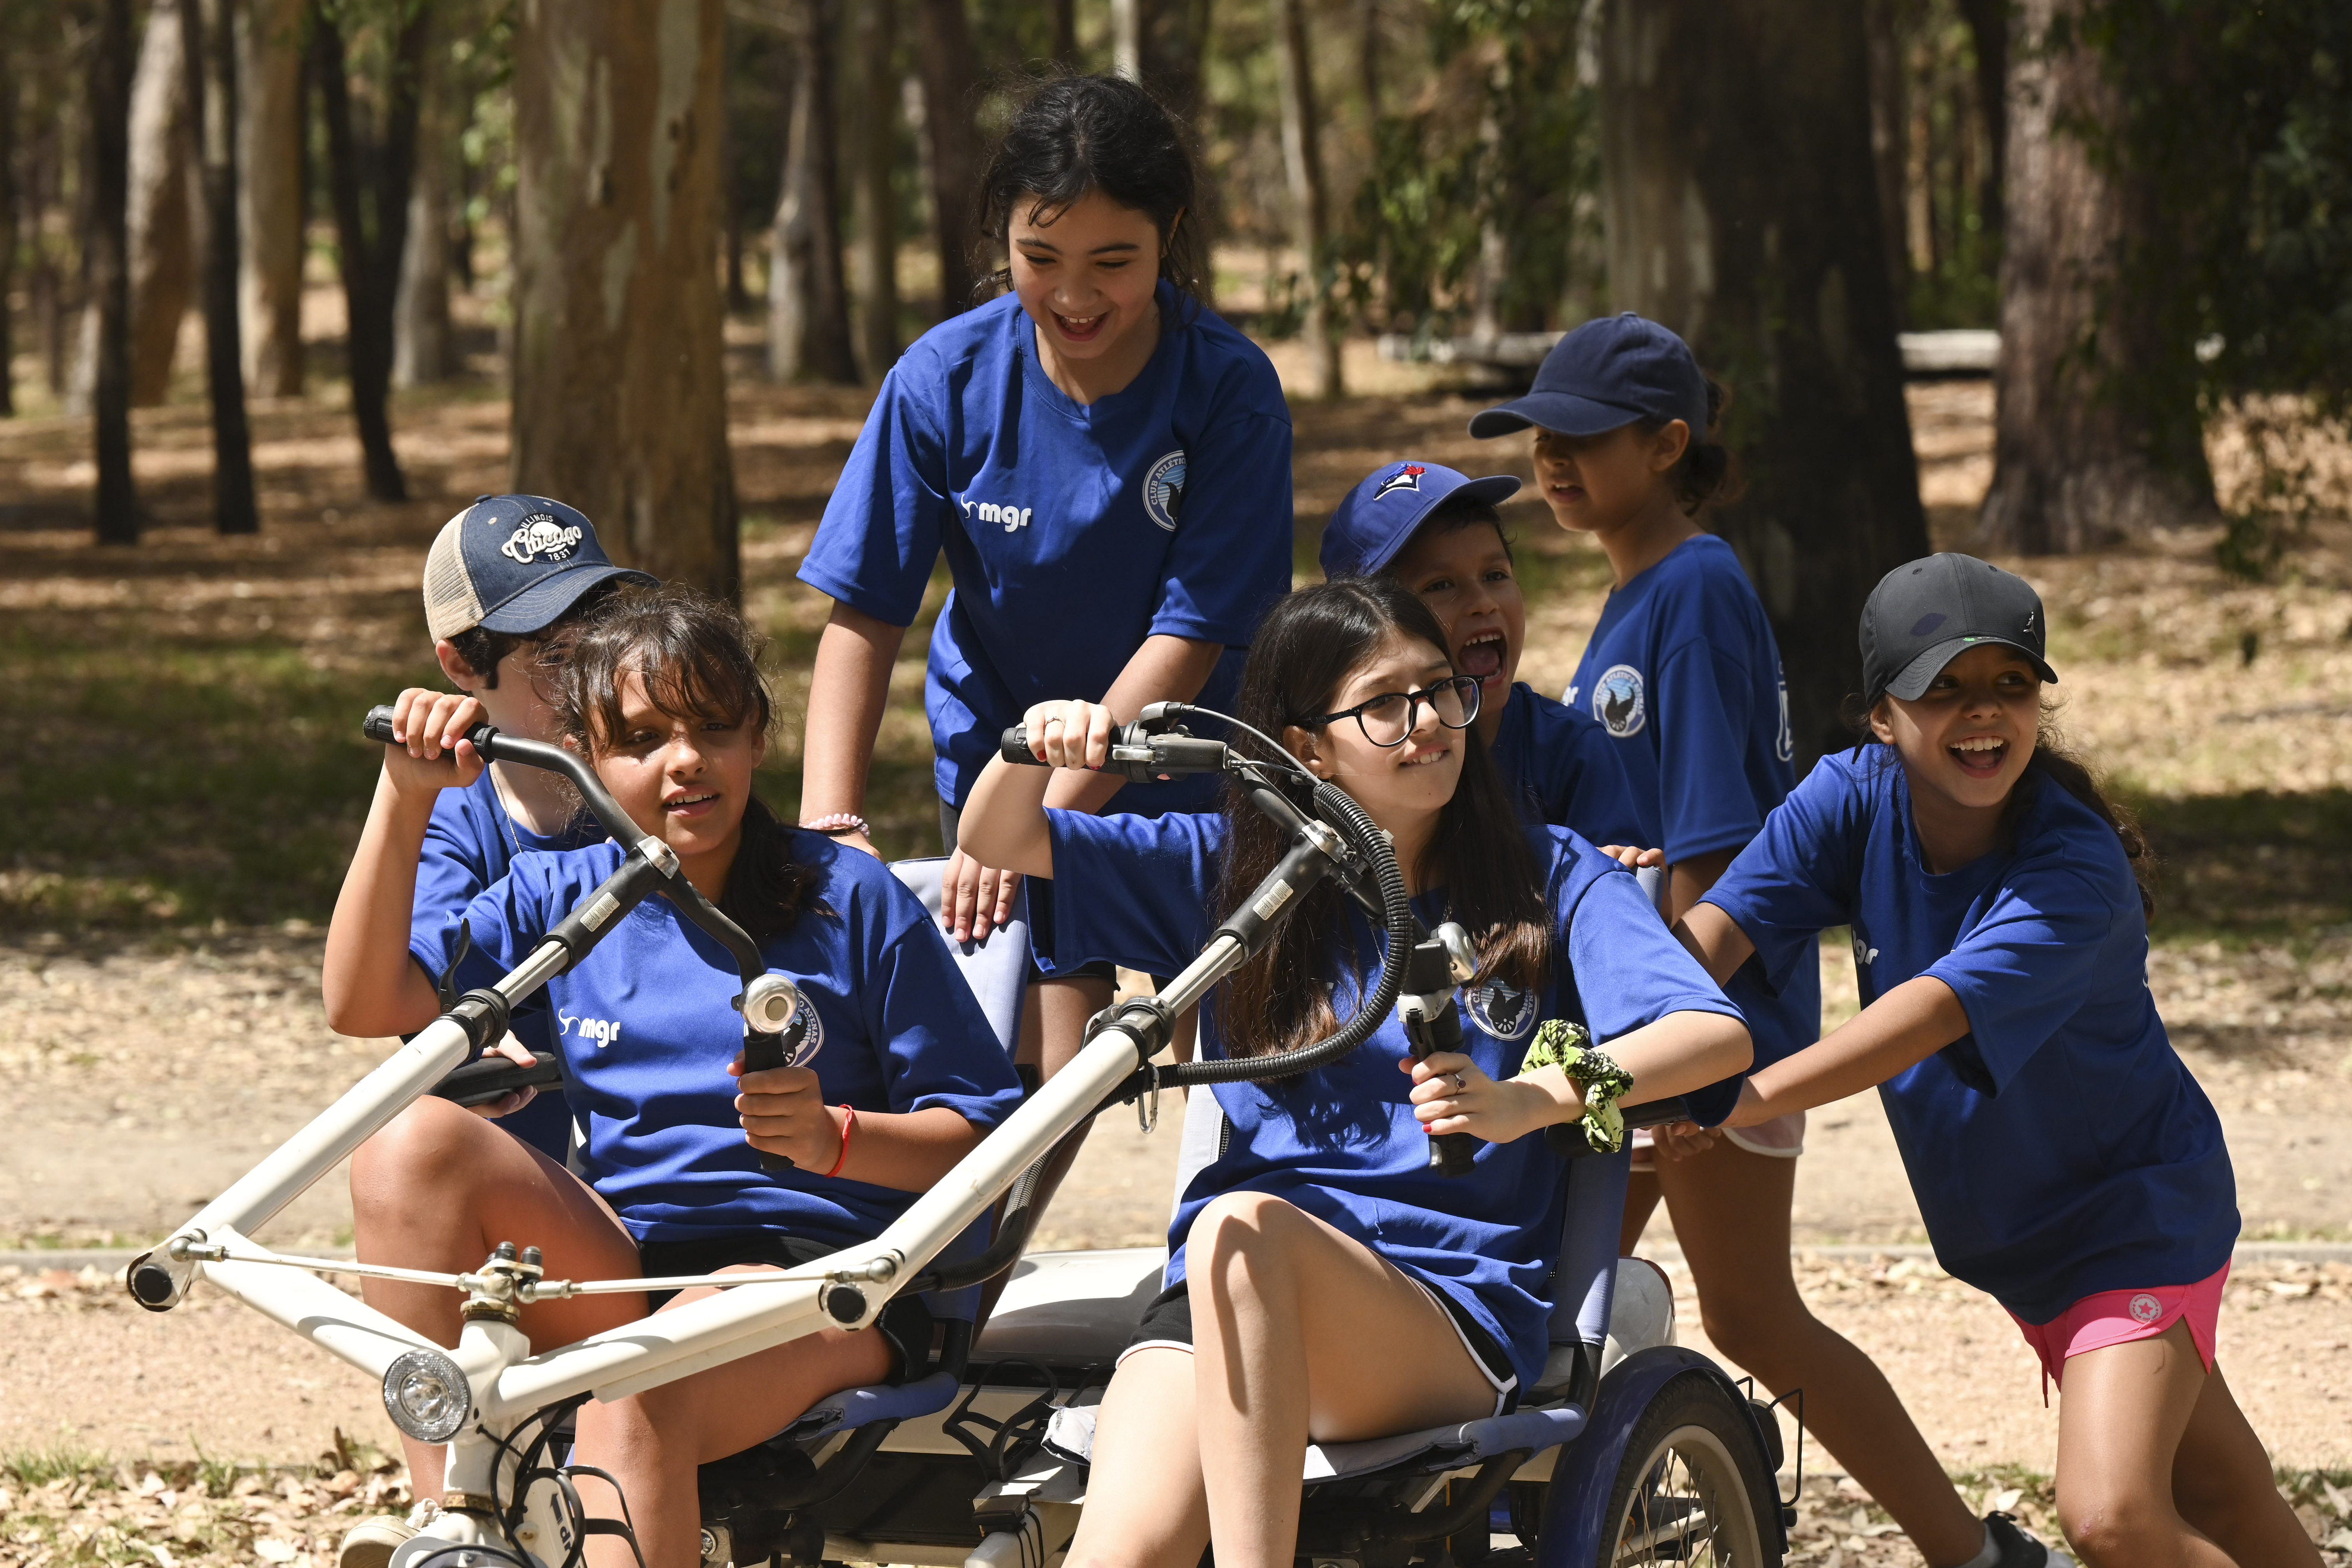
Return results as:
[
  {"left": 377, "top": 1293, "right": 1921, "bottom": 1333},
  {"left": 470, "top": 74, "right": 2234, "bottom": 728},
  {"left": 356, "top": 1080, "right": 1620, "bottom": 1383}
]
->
[
  {"left": 1593, "top": 664, "right": 1646, "bottom": 738},
  {"left": 1143, "top": 450, "right": 1187, "bottom": 531}
]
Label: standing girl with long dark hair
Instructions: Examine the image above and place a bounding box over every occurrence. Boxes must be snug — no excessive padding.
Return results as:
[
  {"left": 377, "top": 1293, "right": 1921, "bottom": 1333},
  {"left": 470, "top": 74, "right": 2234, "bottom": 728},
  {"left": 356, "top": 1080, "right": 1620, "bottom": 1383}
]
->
[{"left": 956, "top": 578, "right": 1753, "bottom": 1568}]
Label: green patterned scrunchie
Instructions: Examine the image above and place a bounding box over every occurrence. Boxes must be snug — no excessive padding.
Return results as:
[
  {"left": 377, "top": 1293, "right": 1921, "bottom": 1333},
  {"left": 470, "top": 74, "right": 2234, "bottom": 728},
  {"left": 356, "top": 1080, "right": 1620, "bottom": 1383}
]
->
[{"left": 1519, "top": 1019, "right": 1635, "bottom": 1153}]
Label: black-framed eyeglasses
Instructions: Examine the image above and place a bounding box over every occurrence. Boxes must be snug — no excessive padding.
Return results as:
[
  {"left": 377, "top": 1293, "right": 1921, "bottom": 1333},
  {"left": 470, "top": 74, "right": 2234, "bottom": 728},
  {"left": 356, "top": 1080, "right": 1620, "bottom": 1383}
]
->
[{"left": 1302, "top": 674, "right": 1482, "bottom": 748}]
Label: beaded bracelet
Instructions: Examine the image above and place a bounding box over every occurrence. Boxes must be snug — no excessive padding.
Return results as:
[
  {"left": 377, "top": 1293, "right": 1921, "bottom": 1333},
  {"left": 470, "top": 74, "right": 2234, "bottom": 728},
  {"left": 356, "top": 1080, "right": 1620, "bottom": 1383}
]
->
[
  {"left": 1519, "top": 1019, "right": 1635, "bottom": 1154},
  {"left": 801, "top": 813, "right": 871, "bottom": 838}
]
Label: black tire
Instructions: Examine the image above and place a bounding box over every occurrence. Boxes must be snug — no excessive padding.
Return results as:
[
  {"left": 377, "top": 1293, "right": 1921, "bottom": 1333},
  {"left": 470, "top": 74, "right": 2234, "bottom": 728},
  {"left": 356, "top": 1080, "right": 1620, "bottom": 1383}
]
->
[{"left": 1596, "top": 1371, "right": 1779, "bottom": 1567}]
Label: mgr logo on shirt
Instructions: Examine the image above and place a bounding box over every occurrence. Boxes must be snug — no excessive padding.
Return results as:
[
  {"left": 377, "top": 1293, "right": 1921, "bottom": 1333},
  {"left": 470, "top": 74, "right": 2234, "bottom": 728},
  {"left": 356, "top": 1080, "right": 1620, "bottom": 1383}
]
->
[
  {"left": 1143, "top": 450, "right": 1187, "bottom": 531},
  {"left": 1467, "top": 978, "right": 1538, "bottom": 1042},
  {"left": 1592, "top": 665, "right": 1646, "bottom": 739}
]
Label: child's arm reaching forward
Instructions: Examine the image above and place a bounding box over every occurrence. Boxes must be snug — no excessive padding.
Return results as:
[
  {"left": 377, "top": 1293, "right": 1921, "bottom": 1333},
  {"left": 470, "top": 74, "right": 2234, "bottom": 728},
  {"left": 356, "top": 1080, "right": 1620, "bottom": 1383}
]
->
[{"left": 323, "top": 693, "right": 489, "bottom": 1037}]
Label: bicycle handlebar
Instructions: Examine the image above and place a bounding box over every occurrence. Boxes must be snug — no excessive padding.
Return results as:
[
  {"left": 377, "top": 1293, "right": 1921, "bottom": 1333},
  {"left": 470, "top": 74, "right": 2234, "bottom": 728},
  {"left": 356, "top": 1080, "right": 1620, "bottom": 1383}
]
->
[{"left": 998, "top": 720, "right": 1233, "bottom": 782}]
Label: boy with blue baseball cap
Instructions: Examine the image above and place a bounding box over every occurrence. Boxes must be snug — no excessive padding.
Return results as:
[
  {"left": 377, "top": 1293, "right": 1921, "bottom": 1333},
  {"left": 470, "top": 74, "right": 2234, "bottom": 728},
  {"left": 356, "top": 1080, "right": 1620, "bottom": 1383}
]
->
[
  {"left": 372, "top": 495, "right": 655, "bottom": 1161},
  {"left": 1319, "top": 459, "right": 1642, "bottom": 850}
]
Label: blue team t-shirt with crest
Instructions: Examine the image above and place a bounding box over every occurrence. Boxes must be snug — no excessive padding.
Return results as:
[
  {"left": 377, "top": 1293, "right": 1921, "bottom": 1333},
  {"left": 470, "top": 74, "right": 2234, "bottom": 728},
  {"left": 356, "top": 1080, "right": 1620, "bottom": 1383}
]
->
[
  {"left": 1486, "top": 682, "right": 1646, "bottom": 849},
  {"left": 1702, "top": 749, "right": 2236, "bottom": 1321},
  {"left": 410, "top": 769, "right": 602, "bottom": 1158},
  {"left": 1563, "top": 532, "right": 1815, "bottom": 1069},
  {"left": 1041, "top": 810, "right": 1745, "bottom": 1396},
  {"left": 799, "top": 284, "right": 1294, "bottom": 813},
  {"left": 411, "top": 833, "right": 1025, "bottom": 1253}
]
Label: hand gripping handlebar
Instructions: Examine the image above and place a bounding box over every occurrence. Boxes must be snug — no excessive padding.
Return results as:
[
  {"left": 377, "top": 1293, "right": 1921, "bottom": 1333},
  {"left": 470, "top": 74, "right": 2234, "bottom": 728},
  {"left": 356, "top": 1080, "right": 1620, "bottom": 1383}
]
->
[{"left": 1000, "top": 718, "right": 1232, "bottom": 782}]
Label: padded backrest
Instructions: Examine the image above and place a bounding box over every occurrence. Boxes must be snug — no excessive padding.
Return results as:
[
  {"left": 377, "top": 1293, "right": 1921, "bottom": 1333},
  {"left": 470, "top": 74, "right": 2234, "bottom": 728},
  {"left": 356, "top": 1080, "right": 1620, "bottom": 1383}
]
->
[
  {"left": 889, "top": 857, "right": 1029, "bottom": 1059},
  {"left": 1547, "top": 1148, "right": 1630, "bottom": 1349}
]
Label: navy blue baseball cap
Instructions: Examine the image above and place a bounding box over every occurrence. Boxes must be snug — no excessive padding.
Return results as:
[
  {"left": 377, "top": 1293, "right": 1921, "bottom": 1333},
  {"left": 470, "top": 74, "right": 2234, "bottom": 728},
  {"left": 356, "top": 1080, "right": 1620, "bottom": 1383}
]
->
[
  {"left": 1319, "top": 460, "right": 1523, "bottom": 579},
  {"left": 1468, "top": 313, "right": 1709, "bottom": 440},
  {"left": 421, "top": 494, "right": 655, "bottom": 641}
]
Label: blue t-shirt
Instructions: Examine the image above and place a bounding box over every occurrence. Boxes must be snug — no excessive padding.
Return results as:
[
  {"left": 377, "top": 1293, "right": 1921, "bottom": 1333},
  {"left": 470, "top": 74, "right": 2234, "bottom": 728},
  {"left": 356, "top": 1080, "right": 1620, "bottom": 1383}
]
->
[
  {"left": 416, "top": 834, "right": 1025, "bottom": 1253},
  {"left": 1486, "top": 683, "right": 1646, "bottom": 849},
  {"left": 1043, "top": 811, "right": 1744, "bottom": 1395},
  {"left": 1702, "top": 749, "right": 2237, "bottom": 1321},
  {"left": 799, "top": 285, "right": 1295, "bottom": 813},
  {"left": 411, "top": 770, "right": 601, "bottom": 1157},
  {"left": 1563, "top": 533, "right": 1816, "bottom": 1069}
]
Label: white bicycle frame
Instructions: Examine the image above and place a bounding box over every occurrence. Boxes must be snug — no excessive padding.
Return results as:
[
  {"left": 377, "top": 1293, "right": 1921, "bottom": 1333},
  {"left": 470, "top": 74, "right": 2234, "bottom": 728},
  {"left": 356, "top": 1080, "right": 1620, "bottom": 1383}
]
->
[{"left": 137, "top": 924, "right": 1250, "bottom": 1565}]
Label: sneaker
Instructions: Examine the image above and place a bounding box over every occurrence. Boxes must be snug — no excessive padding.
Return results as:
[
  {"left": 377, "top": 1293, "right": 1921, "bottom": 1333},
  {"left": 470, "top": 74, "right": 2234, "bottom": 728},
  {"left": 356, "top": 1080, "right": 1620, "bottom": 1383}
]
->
[
  {"left": 336, "top": 1517, "right": 417, "bottom": 1568},
  {"left": 1984, "top": 1512, "right": 2077, "bottom": 1568}
]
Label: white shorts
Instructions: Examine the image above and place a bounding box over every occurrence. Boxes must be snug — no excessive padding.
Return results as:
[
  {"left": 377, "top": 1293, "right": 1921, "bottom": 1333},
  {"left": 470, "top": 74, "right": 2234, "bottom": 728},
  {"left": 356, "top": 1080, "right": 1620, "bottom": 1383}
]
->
[{"left": 1628, "top": 1110, "right": 1806, "bottom": 1170}]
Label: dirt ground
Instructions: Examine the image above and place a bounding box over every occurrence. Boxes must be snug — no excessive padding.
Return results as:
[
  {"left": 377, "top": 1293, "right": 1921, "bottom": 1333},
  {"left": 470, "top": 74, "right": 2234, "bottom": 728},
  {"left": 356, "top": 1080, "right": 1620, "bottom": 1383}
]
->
[{"left": 4, "top": 325, "right": 2350, "bottom": 1563}]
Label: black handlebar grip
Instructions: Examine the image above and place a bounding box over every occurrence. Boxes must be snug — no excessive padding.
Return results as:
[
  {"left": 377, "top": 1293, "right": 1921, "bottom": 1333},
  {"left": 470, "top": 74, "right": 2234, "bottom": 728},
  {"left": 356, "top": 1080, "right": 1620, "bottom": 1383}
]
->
[
  {"left": 740, "top": 1024, "right": 800, "bottom": 1173},
  {"left": 1431, "top": 1129, "right": 1481, "bottom": 1176},
  {"left": 1000, "top": 725, "right": 1051, "bottom": 765},
  {"left": 431, "top": 1053, "right": 565, "bottom": 1108},
  {"left": 363, "top": 704, "right": 500, "bottom": 756}
]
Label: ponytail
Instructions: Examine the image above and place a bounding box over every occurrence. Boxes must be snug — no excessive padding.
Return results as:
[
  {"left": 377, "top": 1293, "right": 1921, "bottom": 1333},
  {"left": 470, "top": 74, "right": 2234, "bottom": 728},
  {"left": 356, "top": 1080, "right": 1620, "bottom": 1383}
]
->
[{"left": 1639, "top": 376, "right": 1740, "bottom": 514}]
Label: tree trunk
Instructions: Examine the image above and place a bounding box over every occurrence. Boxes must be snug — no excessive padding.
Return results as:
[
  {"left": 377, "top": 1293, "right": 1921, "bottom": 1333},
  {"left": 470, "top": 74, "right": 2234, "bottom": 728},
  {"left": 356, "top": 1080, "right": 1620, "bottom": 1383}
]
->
[
  {"left": 311, "top": 1, "right": 423, "bottom": 501},
  {"left": 71, "top": 4, "right": 196, "bottom": 414},
  {"left": 1977, "top": 0, "right": 2212, "bottom": 554},
  {"left": 850, "top": 0, "right": 899, "bottom": 380},
  {"left": 1272, "top": 0, "right": 1339, "bottom": 396},
  {"left": 1864, "top": 0, "right": 1908, "bottom": 325},
  {"left": 512, "top": 0, "right": 738, "bottom": 597},
  {"left": 237, "top": 0, "right": 304, "bottom": 395},
  {"left": 1954, "top": 0, "right": 2005, "bottom": 240},
  {"left": 0, "top": 47, "right": 17, "bottom": 417},
  {"left": 1051, "top": 0, "right": 1078, "bottom": 65},
  {"left": 915, "top": 0, "right": 978, "bottom": 317},
  {"left": 183, "top": 0, "right": 259, "bottom": 533},
  {"left": 1599, "top": 0, "right": 1927, "bottom": 766},
  {"left": 394, "top": 29, "right": 455, "bottom": 387},
  {"left": 91, "top": 0, "right": 139, "bottom": 545},
  {"left": 768, "top": 0, "right": 857, "bottom": 384}
]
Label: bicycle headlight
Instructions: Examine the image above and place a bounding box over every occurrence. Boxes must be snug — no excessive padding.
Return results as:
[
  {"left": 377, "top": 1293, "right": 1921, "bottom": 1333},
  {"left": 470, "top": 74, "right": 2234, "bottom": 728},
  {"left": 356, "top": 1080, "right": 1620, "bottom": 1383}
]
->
[{"left": 382, "top": 1347, "right": 473, "bottom": 1443}]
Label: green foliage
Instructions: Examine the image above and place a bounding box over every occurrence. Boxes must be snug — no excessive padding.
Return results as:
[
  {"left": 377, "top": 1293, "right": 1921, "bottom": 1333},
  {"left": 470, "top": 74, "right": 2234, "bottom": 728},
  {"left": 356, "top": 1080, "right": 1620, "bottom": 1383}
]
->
[
  {"left": 5, "top": 1444, "right": 117, "bottom": 1490},
  {"left": 2073, "top": 0, "right": 2352, "bottom": 574},
  {"left": 1336, "top": 0, "right": 1597, "bottom": 335}
]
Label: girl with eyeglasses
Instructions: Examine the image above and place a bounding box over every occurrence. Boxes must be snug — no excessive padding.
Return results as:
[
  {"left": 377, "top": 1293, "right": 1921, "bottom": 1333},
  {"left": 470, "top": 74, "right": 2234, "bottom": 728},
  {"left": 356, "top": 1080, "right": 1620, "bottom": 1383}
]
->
[{"left": 955, "top": 577, "right": 1753, "bottom": 1568}]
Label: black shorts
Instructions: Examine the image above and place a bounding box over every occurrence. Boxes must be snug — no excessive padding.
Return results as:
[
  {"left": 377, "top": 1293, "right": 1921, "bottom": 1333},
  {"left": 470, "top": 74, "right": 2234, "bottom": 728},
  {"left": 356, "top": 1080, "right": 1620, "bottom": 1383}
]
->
[
  {"left": 1120, "top": 1278, "right": 1520, "bottom": 1416},
  {"left": 938, "top": 799, "right": 1116, "bottom": 984},
  {"left": 636, "top": 1232, "right": 937, "bottom": 1384}
]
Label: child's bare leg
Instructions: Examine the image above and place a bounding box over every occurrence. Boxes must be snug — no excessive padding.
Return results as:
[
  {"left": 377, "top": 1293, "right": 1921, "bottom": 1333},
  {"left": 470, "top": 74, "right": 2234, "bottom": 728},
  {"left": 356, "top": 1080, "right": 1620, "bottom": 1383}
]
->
[
  {"left": 1063, "top": 1349, "right": 1211, "bottom": 1568},
  {"left": 1657, "top": 1139, "right": 1983, "bottom": 1566},
  {"left": 1188, "top": 1192, "right": 1497, "bottom": 1568},
  {"left": 570, "top": 1268, "right": 892, "bottom": 1568},
  {"left": 350, "top": 1096, "right": 646, "bottom": 1496},
  {"left": 2056, "top": 1320, "right": 2320, "bottom": 1568}
]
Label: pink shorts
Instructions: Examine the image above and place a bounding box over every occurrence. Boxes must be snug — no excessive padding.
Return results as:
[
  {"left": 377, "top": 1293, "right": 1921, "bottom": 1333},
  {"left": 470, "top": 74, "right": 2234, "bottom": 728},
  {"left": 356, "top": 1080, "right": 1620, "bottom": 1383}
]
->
[{"left": 2007, "top": 1263, "right": 2228, "bottom": 1394}]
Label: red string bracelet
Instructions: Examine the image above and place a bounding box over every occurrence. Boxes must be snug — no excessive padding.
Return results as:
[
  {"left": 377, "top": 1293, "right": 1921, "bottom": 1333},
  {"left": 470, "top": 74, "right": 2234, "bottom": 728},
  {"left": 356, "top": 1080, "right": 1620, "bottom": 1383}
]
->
[{"left": 822, "top": 1104, "right": 857, "bottom": 1179}]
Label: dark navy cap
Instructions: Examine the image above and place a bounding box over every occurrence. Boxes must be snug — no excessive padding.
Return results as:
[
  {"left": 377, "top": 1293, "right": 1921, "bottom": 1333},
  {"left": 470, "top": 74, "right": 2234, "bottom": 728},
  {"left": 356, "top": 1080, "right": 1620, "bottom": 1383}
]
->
[
  {"left": 1860, "top": 553, "right": 2059, "bottom": 706},
  {"left": 1319, "top": 461, "right": 1523, "bottom": 579},
  {"left": 1468, "top": 313, "right": 1709, "bottom": 440},
  {"left": 421, "top": 494, "right": 655, "bottom": 641}
]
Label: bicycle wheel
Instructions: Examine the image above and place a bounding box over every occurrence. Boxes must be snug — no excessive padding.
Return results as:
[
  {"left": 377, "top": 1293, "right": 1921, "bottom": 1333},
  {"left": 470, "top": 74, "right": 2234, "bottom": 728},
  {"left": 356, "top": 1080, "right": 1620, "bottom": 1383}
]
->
[{"left": 1596, "top": 1371, "right": 1777, "bottom": 1567}]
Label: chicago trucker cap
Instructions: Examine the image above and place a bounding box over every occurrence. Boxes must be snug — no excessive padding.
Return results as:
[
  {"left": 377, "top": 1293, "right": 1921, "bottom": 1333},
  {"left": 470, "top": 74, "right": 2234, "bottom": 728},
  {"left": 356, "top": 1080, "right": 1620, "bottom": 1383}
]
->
[
  {"left": 421, "top": 495, "right": 655, "bottom": 642},
  {"left": 1319, "top": 461, "right": 1523, "bottom": 579},
  {"left": 1468, "top": 313, "right": 1708, "bottom": 440},
  {"left": 1860, "top": 553, "right": 2059, "bottom": 707}
]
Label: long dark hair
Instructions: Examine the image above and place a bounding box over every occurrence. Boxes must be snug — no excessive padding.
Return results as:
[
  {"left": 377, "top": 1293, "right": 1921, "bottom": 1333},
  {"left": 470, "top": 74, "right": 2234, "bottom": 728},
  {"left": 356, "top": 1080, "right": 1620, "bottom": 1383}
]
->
[
  {"left": 1216, "top": 578, "right": 1552, "bottom": 1060},
  {"left": 974, "top": 72, "right": 1204, "bottom": 316},
  {"left": 1845, "top": 696, "right": 2155, "bottom": 916},
  {"left": 557, "top": 585, "right": 821, "bottom": 941}
]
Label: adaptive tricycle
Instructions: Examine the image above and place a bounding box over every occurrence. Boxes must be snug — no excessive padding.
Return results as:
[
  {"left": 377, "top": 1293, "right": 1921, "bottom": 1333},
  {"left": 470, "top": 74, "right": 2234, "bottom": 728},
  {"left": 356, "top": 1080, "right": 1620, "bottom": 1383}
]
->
[{"left": 128, "top": 704, "right": 1792, "bottom": 1568}]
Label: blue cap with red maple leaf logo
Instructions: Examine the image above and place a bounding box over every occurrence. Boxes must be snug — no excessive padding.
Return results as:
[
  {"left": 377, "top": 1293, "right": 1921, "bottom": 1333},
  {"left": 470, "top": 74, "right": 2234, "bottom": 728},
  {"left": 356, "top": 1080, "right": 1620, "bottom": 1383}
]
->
[{"left": 1318, "top": 460, "right": 1522, "bottom": 580}]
